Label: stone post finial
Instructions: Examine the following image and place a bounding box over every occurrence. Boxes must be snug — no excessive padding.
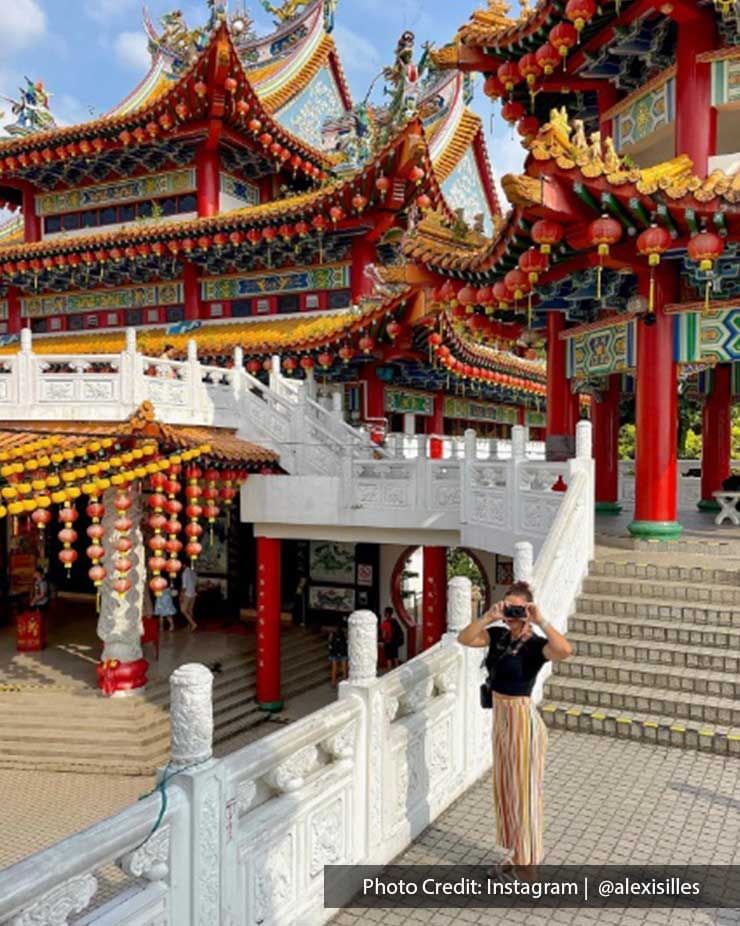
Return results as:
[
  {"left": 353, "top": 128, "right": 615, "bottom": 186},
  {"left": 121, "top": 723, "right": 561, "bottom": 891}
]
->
[
  {"left": 125, "top": 326, "right": 137, "bottom": 354},
  {"left": 463, "top": 428, "right": 477, "bottom": 461},
  {"left": 347, "top": 610, "right": 378, "bottom": 684},
  {"left": 187, "top": 338, "right": 198, "bottom": 362},
  {"left": 169, "top": 663, "right": 213, "bottom": 768},
  {"left": 19, "top": 326, "right": 32, "bottom": 353},
  {"left": 233, "top": 345, "right": 243, "bottom": 369},
  {"left": 511, "top": 425, "right": 527, "bottom": 460},
  {"left": 447, "top": 575, "right": 472, "bottom": 633},
  {"left": 514, "top": 541, "right": 534, "bottom": 585},
  {"left": 576, "top": 419, "right": 592, "bottom": 460}
]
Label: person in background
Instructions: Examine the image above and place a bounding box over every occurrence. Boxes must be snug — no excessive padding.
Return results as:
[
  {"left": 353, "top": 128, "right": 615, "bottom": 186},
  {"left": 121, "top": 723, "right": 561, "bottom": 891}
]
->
[
  {"left": 327, "top": 619, "right": 348, "bottom": 687},
  {"left": 181, "top": 564, "right": 198, "bottom": 632},
  {"left": 29, "top": 567, "right": 50, "bottom": 614},
  {"left": 380, "top": 606, "right": 404, "bottom": 669},
  {"left": 154, "top": 584, "right": 177, "bottom": 632}
]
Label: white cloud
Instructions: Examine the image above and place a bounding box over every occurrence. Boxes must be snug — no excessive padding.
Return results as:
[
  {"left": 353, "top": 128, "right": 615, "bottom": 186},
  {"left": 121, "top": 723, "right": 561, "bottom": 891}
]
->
[
  {"left": 333, "top": 24, "right": 382, "bottom": 79},
  {"left": 0, "top": 0, "right": 47, "bottom": 53},
  {"left": 55, "top": 93, "right": 97, "bottom": 127},
  {"left": 85, "top": 0, "right": 137, "bottom": 23},
  {"left": 113, "top": 30, "right": 150, "bottom": 73}
]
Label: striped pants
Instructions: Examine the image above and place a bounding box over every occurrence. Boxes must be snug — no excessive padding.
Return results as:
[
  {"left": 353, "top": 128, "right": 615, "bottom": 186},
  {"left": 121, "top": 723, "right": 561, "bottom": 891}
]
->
[{"left": 491, "top": 694, "right": 548, "bottom": 865}]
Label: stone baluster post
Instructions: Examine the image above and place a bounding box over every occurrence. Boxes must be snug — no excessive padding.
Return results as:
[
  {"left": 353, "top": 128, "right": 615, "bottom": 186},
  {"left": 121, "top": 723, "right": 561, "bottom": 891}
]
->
[
  {"left": 169, "top": 663, "right": 214, "bottom": 768},
  {"left": 446, "top": 575, "right": 471, "bottom": 636},
  {"left": 186, "top": 337, "right": 200, "bottom": 418},
  {"left": 232, "top": 346, "right": 243, "bottom": 408},
  {"left": 17, "top": 326, "right": 34, "bottom": 416},
  {"left": 341, "top": 609, "right": 379, "bottom": 859},
  {"left": 511, "top": 424, "right": 527, "bottom": 461},
  {"left": 514, "top": 540, "right": 534, "bottom": 586},
  {"left": 119, "top": 326, "right": 137, "bottom": 413}
]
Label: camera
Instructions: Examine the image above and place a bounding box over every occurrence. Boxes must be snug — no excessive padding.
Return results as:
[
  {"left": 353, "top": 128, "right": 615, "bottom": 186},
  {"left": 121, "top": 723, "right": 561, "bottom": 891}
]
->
[{"left": 503, "top": 604, "right": 527, "bottom": 620}]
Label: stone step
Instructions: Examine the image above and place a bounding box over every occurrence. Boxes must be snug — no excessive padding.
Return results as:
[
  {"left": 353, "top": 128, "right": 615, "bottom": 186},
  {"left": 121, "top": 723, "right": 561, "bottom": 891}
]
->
[
  {"left": 544, "top": 676, "right": 740, "bottom": 727},
  {"left": 565, "top": 632, "right": 740, "bottom": 675},
  {"left": 553, "top": 653, "right": 740, "bottom": 699},
  {"left": 590, "top": 557, "right": 738, "bottom": 586},
  {"left": 569, "top": 612, "right": 740, "bottom": 647},
  {"left": 595, "top": 535, "right": 740, "bottom": 559},
  {"left": 540, "top": 702, "right": 740, "bottom": 758},
  {"left": 575, "top": 592, "right": 740, "bottom": 628},
  {"left": 582, "top": 575, "right": 740, "bottom": 606}
]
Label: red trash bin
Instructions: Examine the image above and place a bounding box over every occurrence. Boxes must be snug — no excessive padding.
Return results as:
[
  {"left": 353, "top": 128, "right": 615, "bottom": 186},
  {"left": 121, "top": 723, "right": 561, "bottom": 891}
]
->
[{"left": 16, "top": 609, "right": 46, "bottom": 652}]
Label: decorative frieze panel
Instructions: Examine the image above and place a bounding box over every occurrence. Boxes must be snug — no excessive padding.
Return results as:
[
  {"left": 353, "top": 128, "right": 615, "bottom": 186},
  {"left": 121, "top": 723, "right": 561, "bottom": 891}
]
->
[
  {"left": 35, "top": 169, "right": 196, "bottom": 216},
  {"left": 613, "top": 75, "right": 675, "bottom": 150},
  {"left": 565, "top": 319, "right": 635, "bottom": 379},
  {"left": 711, "top": 56, "right": 740, "bottom": 105},
  {"left": 202, "top": 263, "right": 350, "bottom": 300},
  {"left": 220, "top": 172, "right": 260, "bottom": 206},
  {"left": 275, "top": 67, "right": 346, "bottom": 150},
  {"left": 525, "top": 410, "right": 546, "bottom": 428},
  {"left": 22, "top": 282, "right": 183, "bottom": 319},
  {"left": 385, "top": 388, "right": 434, "bottom": 416},
  {"left": 673, "top": 308, "right": 740, "bottom": 364},
  {"left": 443, "top": 396, "right": 517, "bottom": 424},
  {"left": 441, "top": 145, "right": 493, "bottom": 236}
]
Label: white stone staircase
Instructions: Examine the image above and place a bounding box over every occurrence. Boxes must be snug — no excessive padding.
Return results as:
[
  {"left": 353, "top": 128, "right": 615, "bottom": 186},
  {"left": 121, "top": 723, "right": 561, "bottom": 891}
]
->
[{"left": 541, "top": 545, "right": 740, "bottom": 756}]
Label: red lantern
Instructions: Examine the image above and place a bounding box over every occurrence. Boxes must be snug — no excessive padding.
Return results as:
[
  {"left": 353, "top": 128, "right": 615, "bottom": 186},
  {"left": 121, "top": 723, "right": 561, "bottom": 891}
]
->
[
  {"left": 588, "top": 214, "right": 623, "bottom": 299},
  {"left": 416, "top": 193, "right": 432, "bottom": 211},
  {"left": 338, "top": 344, "right": 354, "bottom": 364},
  {"left": 149, "top": 575, "right": 168, "bottom": 598},
  {"left": 386, "top": 320, "right": 402, "bottom": 340},
  {"left": 636, "top": 223, "right": 672, "bottom": 313},
  {"left": 549, "top": 22, "right": 578, "bottom": 65},
  {"left": 458, "top": 284, "right": 478, "bottom": 313},
  {"left": 375, "top": 176, "right": 390, "bottom": 199},
  {"left": 318, "top": 351, "right": 334, "bottom": 369},
  {"left": 329, "top": 205, "right": 344, "bottom": 224},
  {"left": 282, "top": 356, "right": 296, "bottom": 375},
  {"left": 31, "top": 508, "right": 52, "bottom": 533},
  {"left": 501, "top": 100, "right": 525, "bottom": 125},
  {"left": 504, "top": 268, "right": 530, "bottom": 302},
  {"left": 518, "top": 53, "right": 541, "bottom": 87},
  {"left": 358, "top": 335, "right": 376, "bottom": 355},
  {"left": 531, "top": 218, "right": 564, "bottom": 255},
  {"left": 687, "top": 229, "right": 724, "bottom": 312},
  {"left": 351, "top": 193, "right": 368, "bottom": 214},
  {"left": 535, "top": 43, "right": 560, "bottom": 76},
  {"left": 493, "top": 280, "right": 511, "bottom": 309},
  {"left": 483, "top": 75, "right": 506, "bottom": 99},
  {"left": 497, "top": 61, "right": 521, "bottom": 92},
  {"left": 517, "top": 115, "right": 540, "bottom": 140},
  {"left": 519, "top": 247, "right": 548, "bottom": 285},
  {"left": 299, "top": 356, "right": 315, "bottom": 372},
  {"left": 565, "top": 0, "right": 596, "bottom": 35},
  {"left": 476, "top": 286, "right": 494, "bottom": 314}
]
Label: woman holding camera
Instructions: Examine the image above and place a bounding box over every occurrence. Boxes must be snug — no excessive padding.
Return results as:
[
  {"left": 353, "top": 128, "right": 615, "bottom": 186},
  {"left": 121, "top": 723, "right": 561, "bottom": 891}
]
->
[{"left": 458, "top": 581, "right": 572, "bottom": 867}]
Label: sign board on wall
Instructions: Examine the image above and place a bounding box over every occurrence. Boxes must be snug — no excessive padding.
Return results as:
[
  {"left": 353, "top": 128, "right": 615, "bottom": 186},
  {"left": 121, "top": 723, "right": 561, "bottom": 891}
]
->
[
  {"left": 385, "top": 389, "right": 434, "bottom": 416},
  {"left": 443, "top": 397, "right": 517, "bottom": 424}
]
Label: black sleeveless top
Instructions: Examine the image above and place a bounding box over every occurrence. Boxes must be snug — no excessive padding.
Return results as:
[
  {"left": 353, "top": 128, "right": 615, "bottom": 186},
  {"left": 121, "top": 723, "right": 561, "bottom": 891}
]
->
[{"left": 485, "top": 625, "right": 549, "bottom": 697}]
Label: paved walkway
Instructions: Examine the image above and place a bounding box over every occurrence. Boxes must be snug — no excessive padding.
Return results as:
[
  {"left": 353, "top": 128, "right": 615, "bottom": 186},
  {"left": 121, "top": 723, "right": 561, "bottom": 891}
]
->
[{"left": 332, "top": 731, "right": 740, "bottom": 926}]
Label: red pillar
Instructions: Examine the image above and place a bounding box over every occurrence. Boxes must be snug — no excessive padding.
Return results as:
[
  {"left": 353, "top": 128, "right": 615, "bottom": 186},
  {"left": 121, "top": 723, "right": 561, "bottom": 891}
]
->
[
  {"left": 516, "top": 406, "right": 526, "bottom": 426},
  {"left": 360, "top": 363, "right": 385, "bottom": 421},
  {"left": 22, "top": 184, "right": 41, "bottom": 243},
  {"left": 7, "top": 288, "right": 21, "bottom": 334},
  {"left": 183, "top": 261, "right": 202, "bottom": 321},
  {"left": 598, "top": 84, "right": 618, "bottom": 140},
  {"left": 699, "top": 364, "right": 732, "bottom": 509},
  {"left": 351, "top": 237, "right": 377, "bottom": 303},
  {"left": 628, "top": 268, "right": 681, "bottom": 540},
  {"left": 593, "top": 374, "right": 622, "bottom": 513},
  {"left": 195, "top": 145, "right": 220, "bottom": 217},
  {"left": 675, "top": 7, "right": 717, "bottom": 177},
  {"left": 422, "top": 546, "right": 447, "bottom": 650},
  {"left": 426, "top": 392, "right": 445, "bottom": 434},
  {"left": 546, "top": 312, "right": 572, "bottom": 460},
  {"left": 256, "top": 536, "right": 283, "bottom": 711}
]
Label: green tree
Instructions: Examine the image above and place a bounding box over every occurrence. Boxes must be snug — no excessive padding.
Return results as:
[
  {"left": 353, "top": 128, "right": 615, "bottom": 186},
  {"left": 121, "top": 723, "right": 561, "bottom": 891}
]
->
[{"left": 447, "top": 548, "right": 485, "bottom": 593}]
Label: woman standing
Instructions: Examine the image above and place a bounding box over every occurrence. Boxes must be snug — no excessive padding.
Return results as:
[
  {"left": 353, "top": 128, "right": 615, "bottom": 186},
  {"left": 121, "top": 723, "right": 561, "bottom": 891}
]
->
[{"left": 457, "top": 581, "right": 572, "bottom": 867}]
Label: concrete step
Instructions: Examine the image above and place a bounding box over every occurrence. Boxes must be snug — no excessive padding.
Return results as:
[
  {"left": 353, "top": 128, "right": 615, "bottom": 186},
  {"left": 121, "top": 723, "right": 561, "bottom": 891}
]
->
[
  {"left": 595, "top": 535, "right": 740, "bottom": 559},
  {"left": 544, "top": 675, "right": 740, "bottom": 727},
  {"left": 582, "top": 574, "right": 740, "bottom": 606},
  {"left": 589, "top": 556, "right": 738, "bottom": 586},
  {"left": 569, "top": 612, "right": 740, "bottom": 648},
  {"left": 540, "top": 702, "right": 740, "bottom": 758},
  {"left": 574, "top": 592, "right": 740, "bottom": 628},
  {"left": 553, "top": 653, "right": 740, "bottom": 699},
  {"left": 566, "top": 632, "right": 740, "bottom": 675}
]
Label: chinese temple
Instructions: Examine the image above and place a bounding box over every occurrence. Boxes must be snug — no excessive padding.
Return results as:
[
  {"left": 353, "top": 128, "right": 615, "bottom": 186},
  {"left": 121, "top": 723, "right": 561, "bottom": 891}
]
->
[{"left": 427, "top": 0, "right": 740, "bottom": 539}]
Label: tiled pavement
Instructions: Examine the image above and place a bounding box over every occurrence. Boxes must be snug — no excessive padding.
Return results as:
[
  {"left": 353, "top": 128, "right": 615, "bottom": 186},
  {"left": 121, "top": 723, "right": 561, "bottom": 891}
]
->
[{"left": 331, "top": 730, "right": 740, "bottom": 926}]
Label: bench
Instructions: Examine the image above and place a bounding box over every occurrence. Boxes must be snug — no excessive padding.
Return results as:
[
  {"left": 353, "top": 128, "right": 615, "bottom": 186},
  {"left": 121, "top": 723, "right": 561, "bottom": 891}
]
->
[{"left": 713, "top": 491, "right": 740, "bottom": 526}]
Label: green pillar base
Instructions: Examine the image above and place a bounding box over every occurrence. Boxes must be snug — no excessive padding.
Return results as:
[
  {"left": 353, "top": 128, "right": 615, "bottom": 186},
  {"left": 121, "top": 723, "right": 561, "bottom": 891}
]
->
[
  {"left": 627, "top": 520, "right": 683, "bottom": 541},
  {"left": 697, "top": 498, "right": 720, "bottom": 512},
  {"left": 258, "top": 700, "right": 284, "bottom": 713},
  {"left": 595, "top": 501, "right": 622, "bottom": 515}
]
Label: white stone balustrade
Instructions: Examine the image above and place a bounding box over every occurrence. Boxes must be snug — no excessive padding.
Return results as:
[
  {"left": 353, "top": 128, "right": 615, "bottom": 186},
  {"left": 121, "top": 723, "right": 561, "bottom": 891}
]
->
[{"left": 618, "top": 458, "right": 740, "bottom": 512}]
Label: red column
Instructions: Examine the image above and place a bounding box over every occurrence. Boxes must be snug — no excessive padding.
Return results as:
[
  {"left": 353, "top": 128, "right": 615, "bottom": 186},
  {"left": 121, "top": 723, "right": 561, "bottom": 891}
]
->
[
  {"left": 422, "top": 546, "right": 447, "bottom": 650},
  {"left": 7, "top": 288, "right": 21, "bottom": 334},
  {"left": 675, "top": 7, "right": 717, "bottom": 177},
  {"left": 256, "top": 536, "right": 283, "bottom": 711},
  {"left": 195, "top": 145, "right": 220, "bottom": 217},
  {"left": 546, "top": 312, "right": 572, "bottom": 460},
  {"left": 699, "top": 364, "right": 732, "bottom": 509},
  {"left": 22, "top": 184, "right": 41, "bottom": 243},
  {"left": 426, "top": 392, "right": 445, "bottom": 434},
  {"left": 593, "top": 374, "right": 622, "bottom": 513},
  {"left": 183, "top": 261, "right": 202, "bottom": 321},
  {"left": 516, "top": 406, "right": 526, "bottom": 426},
  {"left": 360, "top": 363, "right": 385, "bottom": 421},
  {"left": 351, "top": 237, "right": 377, "bottom": 303},
  {"left": 628, "top": 268, "right": 681, "bottom": 539}
]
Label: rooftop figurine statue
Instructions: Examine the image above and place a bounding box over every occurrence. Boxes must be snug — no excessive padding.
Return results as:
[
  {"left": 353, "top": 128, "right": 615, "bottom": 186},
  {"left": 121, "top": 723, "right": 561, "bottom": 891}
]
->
[{"left": 2, "top": 78, "right": 56, "bottom": 136}]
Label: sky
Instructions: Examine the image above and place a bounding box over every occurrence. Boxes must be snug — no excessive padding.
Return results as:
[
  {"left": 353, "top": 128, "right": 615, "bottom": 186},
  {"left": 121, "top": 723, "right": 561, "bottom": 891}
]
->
[{"left": 0, "top": 0, "right": 527, "bottom": 202}]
